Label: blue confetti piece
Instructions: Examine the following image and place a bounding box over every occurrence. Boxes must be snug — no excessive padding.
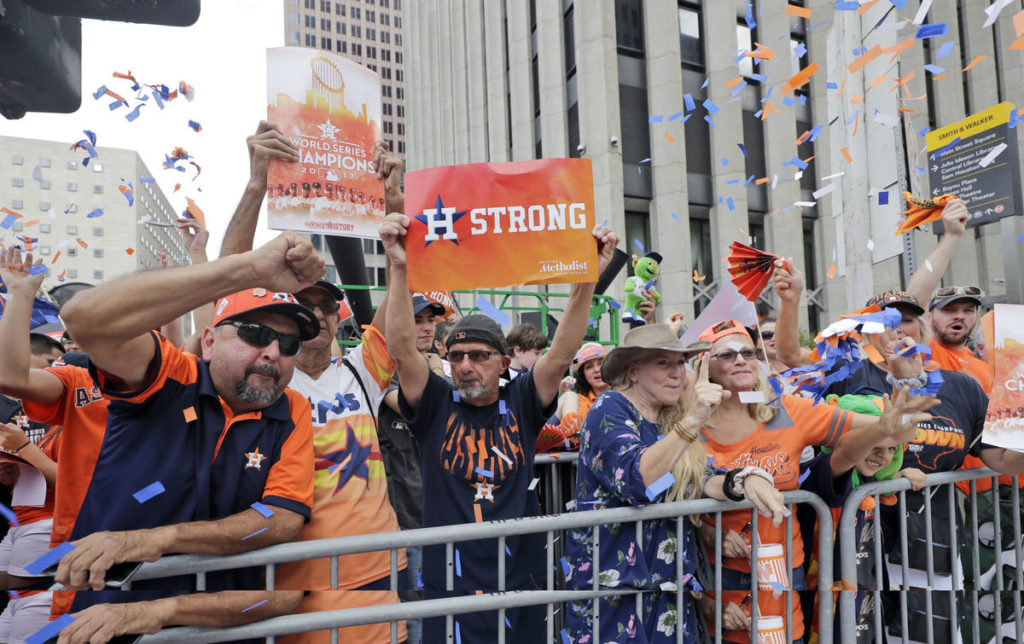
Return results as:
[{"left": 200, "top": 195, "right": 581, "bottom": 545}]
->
[
  {"left": 924, "top": 64, "right": 946, "bottom": 75},
  {"left": 726, "top": 178, "right": 741, "bottom": 185},
  {"left": 750, "top": 73, "right": 767, "bottom": 82},
  {"left": 561, "top": 629, "right": 571, "bottom": 644},
  {"left": 721, "top": 157, "right": 729, "bottom": 166},
  {"left": 0, "top": 501, "right": 18, "bottom": 526},
  {"left": 744, "top": 175, "right": 755, "bottom": 187},
  {"left": 475, "top": 466, "right": 493, "bottom": 478},
  {"left": 416, "top": 571, "right": 423, "bottom": 588},
  {"left": 108, "top": 100, "right": 123, "bottom": 111},
  {"left": 26, "top": 614, "right": 74, "bottom": 644},
  {"left": 731, "top": 80, "right": 748, "bottom": 97},
  {"left": 668, "top": 111, "right": 683, "bottom": 121},
  {"left": 917, "top": 166, "right": 927, "bottom": 174},
  {"left": 793, "top": 41, "right": 807, "bottom": 58},
  {"left": 745, "top": 4, "right": 756, "bottom": 29},
  {"left": 889, "top": 0, "right": 908, "bottom": 8},
  {"left": 251, "top": 502, "right": 274, "bottom": 518},
  {"left": 845, "top": 110, "right": 862, "bottom": 126},
  {"left": 852, "top": 46, "right": 867, "bottom": 56},
  {"left": 92, "top": 85, "right": 107, "bottom": 100},
  {"left": 452, "top": 390, "right": 461, "bottom": 403},
  {"left": 648, "top": 115, "right": 663, "bottom": 123},
  {"left": 152, "top": 90, "right": 165, "bottom": 110},
  {"left": 670, "top": 212, "right": 680, "bottom": 221},
  {"left": 683, "top": 93, "right": 695, "bottom": 111},
  {"left": 456, "top": 621, "right": 462, "bottom": 644},
  {"left": 737, "top": 143, "right": 748, "bottom": 157},
  {"left": 798, "top": 94, "right": 807, "bottom": 105},
  {"left": 634, "top": 238, "right": 645, "bottom": 251},
  {"left": 188, "top": 120, "right": 202, "bottom": 132},
  {"left": 639, "top": 157, "right": 651, "bottom": 164},
  {"left": 0, "top": 214, "right": 16, "bottom": 230},
  {"left": 505, "top": 544, "right": 512, "bottom": 556},
  {"left": 124, "top": 103, "right": 145, "bottom": 122},
  {"left": 826, "top": 82, "right": 838, "bottom": 89},
  {"left": 455, "top": 549, "right": 462, "bottom": 577},
  {"left": 782, "top": 96, "right": 796, "bottom": 107},
  {"left": 916, "top": 23, "right": 947, "bottom": 39},
  {"left": 835, "top": 0, "right": 859, "bottom": 9},
  {"left": 704, "top": 115, "right": 714, "bottom": 127},
  {"left": 798, "top": 468, "right": 812, "bottom": 484},
  {"left": 702, "top": 98, "right": 719, "bottom": 115},
  {"left": 931, "top": 136, "right": 961, "bottom": 159},
  {"left": 560, "top": 557, "right": 570, "bottom": 575},
  {"left": 86, "top": 207, "right": 103, "bottom": 218},
  {"left": 878, "top": 191, "right": 889, "bottom": 205},
  {"left": 241, "top": 599, "right": 268, "bottom": 613},
  {"left": 762, "top": 87, "right": 773, "bottom": 104},
  {"left": 1019, "top": 232, "right": 1024, "bottom": 242},
  {"left": 25, "top": 542, "right": 75, "bottom": 576},
  {"left": 770, "top": 581, "right": 787, "bottom": 591},
  {"left": 935, "top": 41, "right": 955, "bottom": 59},
  {"left": 645, "top": 472, "right": 675, "bottom": 501},
  {"left": 28, "top": 265, "right": 46, "bottom": 276},
  {"left": 241, "top": 527, "right": 268, "bottom": 540},
  {"left": 726, "top": 197, "right": 735, "bottom": 211},
  {"left": 754, "top": 110, "right": 763, "bottom": 119},
  {"left": 133, "top": 481, "right": 165, "bottom": 503},
  {"left": 139, "top": 176, "right": 156, "bottom": 183},
  {"left": 807, "top": 125, "right": 824, "bottom": 142},
  {"left": 474, "top": 295, "right": 511, "bottom": 327},
  {"left": 701, "top": 77, "right": 709, "bottom": 89},
  {"left": 918, "top": 126, "right": 931, "bottom": 137},
  {"left": 681, "top": 114, "right": 692, "bottom": 123}
]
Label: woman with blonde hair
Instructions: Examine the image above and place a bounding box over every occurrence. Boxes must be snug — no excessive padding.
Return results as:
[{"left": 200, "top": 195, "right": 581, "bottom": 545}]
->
[{"left": 562, "top": 324, "right": 786, "bottom": 643}]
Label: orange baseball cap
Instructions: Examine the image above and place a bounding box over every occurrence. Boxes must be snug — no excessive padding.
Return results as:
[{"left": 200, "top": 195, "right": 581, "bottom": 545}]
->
[
  {"left": 213, "top": 288, "right": 320, "bottom": 340},
  {"left": 697, "top": 319, "right": 750, "bottom": 344}
]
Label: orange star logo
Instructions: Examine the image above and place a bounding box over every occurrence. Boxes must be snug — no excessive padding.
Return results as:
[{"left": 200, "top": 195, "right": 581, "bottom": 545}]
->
[{"left": 244, "top": 447, "right": 267, "bottom": 470}]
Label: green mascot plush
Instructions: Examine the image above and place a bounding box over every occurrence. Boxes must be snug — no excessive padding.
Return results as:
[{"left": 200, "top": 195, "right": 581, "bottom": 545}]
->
[{"left": 621, "top": 251, "right": 663, "bottom": 326}]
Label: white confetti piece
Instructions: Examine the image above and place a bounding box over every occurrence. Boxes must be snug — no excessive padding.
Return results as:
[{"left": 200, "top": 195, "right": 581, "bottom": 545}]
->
[
  {"left": 925, "top": 259, "right": 934, "bottom": 272},
  {"left": 867, "top": 239, "right": 875, "bottom": 251},
  {"left": 738, "top": 391, "right": 767, "bottom": 404},
  {"left": 528, "top": 478, "right": 540, "bottom": 491},
  {"left": 978, "top": 143, "right": 1007, "bottom": 168},
  {"left": 913, "top": 0, "right": 934, "bottom": 25},
  {"left": 47, "top": 208, "right": 56, "bottom": 220},
  {"left": 565, "top": 500, "right": 576, "bottom": 510},
  {"left": 983, "top": 0, "right": 1014, "bottom": 28},
  {"left": 821, "top": 172, "right": 845, "bottom": 180},
  {"left": 491, "top": 445, "right": 513, "bottom": 465},
  {"left": 812, "top": 183, "right": 837, "bottom": 199},
  {"left": 794, "top": 201, "right": 817, "bottom": 208},
  {"left": 794, "top": 170, "right": 803, "bottom": 181},
  {"left": 771, "top": 174, "right": 778, "bottom": 189}
]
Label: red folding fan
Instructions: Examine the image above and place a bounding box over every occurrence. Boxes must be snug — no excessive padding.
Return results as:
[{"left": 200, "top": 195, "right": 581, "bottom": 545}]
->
[{"left": 727, "top": 241, "right": 783, "bottom": 302}]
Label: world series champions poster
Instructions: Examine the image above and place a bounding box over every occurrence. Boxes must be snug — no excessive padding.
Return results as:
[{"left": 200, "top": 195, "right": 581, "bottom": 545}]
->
[
  {"left": 266, "top": 47, "right": 384, "bottom": 238},
  {"left": 982, "top": 304, "right": 1024, "bottom": 452}
]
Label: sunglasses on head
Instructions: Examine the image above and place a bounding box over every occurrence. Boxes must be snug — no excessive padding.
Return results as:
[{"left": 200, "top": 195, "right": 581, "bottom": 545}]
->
[
  {"left": 448, "top": 349, "right": 500, "bottom": 364},
  {"left": 710, "top": 348, "right": 762, "bottom": 362},
  {"left": 934, "top": 286, "right": 982, "bottom": 299},
  {"left": 218, "top": 321, "right": 302, "bottom": 356},
  {"left": 297, "top": 298, "right": 341, "bottom": 314}
]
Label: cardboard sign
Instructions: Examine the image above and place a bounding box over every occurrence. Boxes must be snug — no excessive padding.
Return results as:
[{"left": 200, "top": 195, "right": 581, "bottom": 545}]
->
[
  {"left": 266, "top": 47, "right": 384, "bottom": 239},
  {"left": 982, "top": 304, "right": 1024, "bottom": 452},
  {"left": 404, "top": 159, "right": 599, "bottom": 291}
]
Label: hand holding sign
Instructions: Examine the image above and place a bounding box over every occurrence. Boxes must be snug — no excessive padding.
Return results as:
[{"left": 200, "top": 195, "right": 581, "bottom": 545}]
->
[{"left": 379, "top": 213, "right": 410, "bottom": 267}]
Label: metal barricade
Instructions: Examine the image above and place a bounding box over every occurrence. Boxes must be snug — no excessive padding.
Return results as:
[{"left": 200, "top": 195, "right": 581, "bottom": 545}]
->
[
  {"left": 534, "top": 451, "right": 579, "bottom": 516},
  {"left": 125, "top": 491, "right": 834, "bottom": 644},
  {"left": 837, "top": 467, "right": 1024, "bottom": 644}
]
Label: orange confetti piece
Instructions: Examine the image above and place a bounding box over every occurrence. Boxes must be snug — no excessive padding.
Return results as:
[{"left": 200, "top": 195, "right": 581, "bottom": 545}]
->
[
  {"left": 889, "top": 70, "right": 915, "bottom": 93},
  {"left": 51, "top": 251, "right": 60, "bottom": 264},
  {"left": 0, "top": 207, "right": 22, "bottom": 218},
  {"left": 883, "top": 38, "right": 915, "bottom": 64},
  {"left": 897, "top": 107, "right": 917, "bottom": 114},
  {"left": 962, "top": 55, "right": 986, "bottom": 72},
  {"left": 125, "top": 248, "right": 135, "bottom": 255},
  {"left": 841, "top": 147, "right": 852, "bottom": 164},
  {"left": 725, "top": 76, "right": 744, "bottom": 88},
  {"left": 692, "top": 269, "right": 706, "bottom": 283},
  {"left": 1011, "top": 36, "right": 1024, "bottom": 51},
  {"left": 785, "top": 4, "right": 812, "bottom": 18},
  {"left": 847, "top": 45, "right": 882, "bottom": 74},
  {"left": 1014, "top": 10, "right": 1024, "bottom": 37},
  {"left": 760, "top": 103, "right": 780, "bottom": 120},
  {"left": 826, "top": 264, "right": 838, "bottom": 279},
  {"left": 857, "top": 0, "right": 880, "bottom": 14},
  {"left": 838, "top": 74, "right": 847, "bottom": 98},
  {"left": 782, "top": 62, "right": 819, "bottom": 94},
  {"left": 850, "top": 93, "right": 863, "bottom": 105},
  {"left": 796, "top": 130, "right": 811, "bottom": 145},
  {"left": 746, "top": 42, "right": 776, "bottom": 61},
  {"left": 76, "top": 238, "right": 88, "bottom": 249},
  {"left": 182, "top": 406, "right": 197, "bottom": 422},
  {"left": 863, "top": 344, "right": 885, "bottom": 364},
  {"left": 755, "top": 177, "right": 770, "bottom": 185},
  {"left": 173, "top": 183, "right": 181, "bottom": 193},
  {"left": 664, "top": 132, "right": 675, "bottom": 143},
  {"left": 867, "top": 74, "right": 891, "bottom": 89},
  {"left": 58, "top": 270, "right": 66, "bottom": 281},
  {"left": 21, "top": 220, "right": 38, "bottom": 228},
  {"left": 184, "top": 197, "right": 206, "bottom": 228}
]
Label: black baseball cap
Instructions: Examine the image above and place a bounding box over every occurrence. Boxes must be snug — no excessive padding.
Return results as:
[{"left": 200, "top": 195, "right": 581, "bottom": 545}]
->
[
  {"left": 865, "top": 290, "right": 925, "bottom": 316},
  {"left": 303, "top": 280, "right": 345, "bottom": 301},
  {"left": 446, "top": 314, "right": 508, "bottom": 355}
]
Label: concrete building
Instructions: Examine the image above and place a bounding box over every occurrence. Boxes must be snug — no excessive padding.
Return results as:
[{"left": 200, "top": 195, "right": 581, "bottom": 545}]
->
[
  {"left": 404, "top": 0, "right": 1024, "bottom": 332},
  {"left": 283, "top": 0, "right": 406, "bottom": 301},
  {"left": 0, "top": 135, "right": 188, "bottom": 289}
]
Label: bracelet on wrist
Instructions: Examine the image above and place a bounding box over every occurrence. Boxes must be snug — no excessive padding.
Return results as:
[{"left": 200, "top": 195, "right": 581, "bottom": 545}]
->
[
  {"left": 731, "top": 466, "right": 774, "bottom": 499},
  {"left": 722, "top": 469, "right": 745, "bottom": 502},
  {"left": 885, "top": 371, "right": 928, "bottom": 390},
  {"left": 12, "top": 439, "right": 31, "bottom": 453},
  {"left": 672, "top": 420, "right": 700, "bottom": 443}
]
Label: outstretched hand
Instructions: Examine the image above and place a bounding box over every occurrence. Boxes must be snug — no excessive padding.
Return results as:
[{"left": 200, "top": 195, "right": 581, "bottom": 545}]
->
[
  {"left": 247, "top": 121, "right": 300, "bottom": 187},
  {"left": 772, "top": 257, "right": 803, "bottom": 305},
  {"left": 379, "top": 213, "right": 410, "bottom": 267},
  {"left": 684, "top": 353, "right": 729, "bottom": 430},
  {"left": 941, "top": 198, "right": 968, "bottom": 237},
  {"left": 0, "top": 247, "right": 44, "bottom": 295},
  {"left": 591, "top": 225, "right": 620, "bottom": 275},
  {"left": 878, "top": 387, "right": 939, "bottom": 444},
  {"left": 373, "top": 142, "right": 404, "bottom": 215}
]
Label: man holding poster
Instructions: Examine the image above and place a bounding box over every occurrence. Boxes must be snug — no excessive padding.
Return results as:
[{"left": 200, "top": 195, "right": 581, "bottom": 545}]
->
[{"left": 381, "top": 211, "right": 618, "bottom": 643}]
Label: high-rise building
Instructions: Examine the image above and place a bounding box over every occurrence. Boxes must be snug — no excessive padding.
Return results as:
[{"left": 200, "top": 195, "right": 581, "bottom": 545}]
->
[
  {"left": 0, "top": 135, "right": 190, "bottom": 289},
  {"left": 404, "top": 1, "right": 1024, "bottom": 329},
  {"left": 283, "top": 0, "right": 406, "bottom": 306}
]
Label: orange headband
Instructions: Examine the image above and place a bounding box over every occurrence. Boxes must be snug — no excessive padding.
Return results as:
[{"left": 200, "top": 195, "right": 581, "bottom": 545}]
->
[{"left": 697, "top": 319, "right": 750, "bottom": 344}]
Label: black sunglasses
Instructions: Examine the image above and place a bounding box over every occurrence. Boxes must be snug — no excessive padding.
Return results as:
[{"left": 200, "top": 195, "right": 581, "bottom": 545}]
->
[
  {"left": 760, "top": 331, "right": 775, "bottom": 340},
  {"left": 297, "top": 298, "right": 341, "bottom": 314},
  {"left": 710, "top": 348, "right": 762, "bottom": 362},
  {"left": 218, "top": 321, "right": 302, "bottom": 356},
  {"left": 449, "top": 349, "right": 500, "bottom": 364}
]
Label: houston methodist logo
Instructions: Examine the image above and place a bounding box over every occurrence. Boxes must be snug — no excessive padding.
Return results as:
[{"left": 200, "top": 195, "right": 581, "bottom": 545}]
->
[{"left": 415, "top": 192, "right": 590, "bottom": 247}]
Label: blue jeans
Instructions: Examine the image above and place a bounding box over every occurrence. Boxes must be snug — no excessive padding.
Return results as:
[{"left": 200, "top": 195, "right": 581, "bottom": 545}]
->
[{"left": 403, "top": 546, "right": 423, "bottom": 644}]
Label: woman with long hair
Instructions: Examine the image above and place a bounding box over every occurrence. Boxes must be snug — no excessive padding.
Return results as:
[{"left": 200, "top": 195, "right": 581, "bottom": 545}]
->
[{"left": 562, "top": 324, "right": 786, "bottom": 643}]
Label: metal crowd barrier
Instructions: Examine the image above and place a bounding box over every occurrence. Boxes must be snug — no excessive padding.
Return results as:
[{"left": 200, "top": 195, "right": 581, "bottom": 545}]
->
[
  {"left": 837, "top": 467, "right": 1024, "bottom": 644},
  {"left": 126, "top": 490, "right": 834, "bottom": 644},
  {"left": 534, "top": 451, "right": 579, "bottom": 516}
]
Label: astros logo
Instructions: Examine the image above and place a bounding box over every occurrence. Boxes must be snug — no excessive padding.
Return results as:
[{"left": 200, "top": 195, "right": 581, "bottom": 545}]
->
[
  {"left": 415, "top": 194, "right": 466, "bottom": 246},
  {"left": 245, "top": 447, "right": 267, "bottom": 470}
]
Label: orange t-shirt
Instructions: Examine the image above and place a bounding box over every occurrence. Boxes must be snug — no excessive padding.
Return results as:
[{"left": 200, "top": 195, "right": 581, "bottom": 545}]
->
[
  {"left": 12, "top": 426, "right": 61, "bottom": 526},
  {"left": 929, "top": 340, "right": 992, "bottom": 392}
]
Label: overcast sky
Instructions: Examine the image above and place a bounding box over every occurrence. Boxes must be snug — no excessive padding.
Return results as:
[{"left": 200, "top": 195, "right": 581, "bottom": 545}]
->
[{"left": 0, "top": 0, "right": 285, "bottom": 255}]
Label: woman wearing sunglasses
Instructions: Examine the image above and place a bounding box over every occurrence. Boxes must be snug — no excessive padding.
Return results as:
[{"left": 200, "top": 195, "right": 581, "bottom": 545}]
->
[
  {"left": 693, "top": 319, "right": 935, "bottom": 643},
  {"left": 562, "top": 324, "right": 787, "bottom": 644}
]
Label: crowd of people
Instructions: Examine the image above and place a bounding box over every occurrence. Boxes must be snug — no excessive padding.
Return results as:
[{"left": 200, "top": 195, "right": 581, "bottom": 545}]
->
[{"left": 0, "top": 121, "right": 1020, "bottom": 644}]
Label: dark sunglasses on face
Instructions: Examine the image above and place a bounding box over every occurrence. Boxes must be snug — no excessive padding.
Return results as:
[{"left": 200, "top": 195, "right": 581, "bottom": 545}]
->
[
  {"left": 297, "top": 298, "right": 341, "bottom": 314},
  {"left": 760, "top": 331, "right": 775, "bottom": 340},
  {"left": 448, "top": 349, "right": 500, "bottom": 364},
  {"left": 218, "top": 321, "right": 302, "bottom": 356},
  {"left": 710, "top": 348, "right": 761, "bottom": 362}
]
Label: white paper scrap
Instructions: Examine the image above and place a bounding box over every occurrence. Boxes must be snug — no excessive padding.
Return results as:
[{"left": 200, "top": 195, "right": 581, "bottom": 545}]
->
[
  {"left": 739, "top": 391, "right": 767, "bottom": 404},
  {"left": 812, "top": 183, "right": 837, "bottom": 199},
  {"left": 979, "top": 143, "right": 1007, "bottom": 168}
]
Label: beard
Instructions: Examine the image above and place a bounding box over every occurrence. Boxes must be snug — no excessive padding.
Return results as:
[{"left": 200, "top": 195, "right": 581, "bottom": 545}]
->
[
  {"left": 455, "top": 379, "right": 486, "bottom": 400},
  {"left": 935, "top": 324, "right": 971, "bottom": 347},
  {"left": 234, "top": 364, "right": 283, "bottom": 406}
]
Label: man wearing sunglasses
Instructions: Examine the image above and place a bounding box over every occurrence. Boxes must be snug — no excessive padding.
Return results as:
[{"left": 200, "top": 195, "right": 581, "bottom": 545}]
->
[
  {"left": 381, "top": 212, "right": 620, "bottom": 643},
  {"left": 45, "top": 232, "right": 324, "bottom": 625}
]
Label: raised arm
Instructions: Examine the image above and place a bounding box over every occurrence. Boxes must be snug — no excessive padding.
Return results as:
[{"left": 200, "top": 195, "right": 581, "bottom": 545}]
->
[
  {"left": 59, "top": 234, "right": 325, "bottom": 389},
  {"left": 532, "top": 225, "right": 620, "bottom": 408},
  {"left": 906, "top": 198, "right": 968, "bottom": 305},
  {"left": 219, "top": 121, "right": 300, "bottom": 257},
  {"left": 0, "top": 248, "right": 65, "bottom": 404},
  {"left": 772, "top": 257, "right": 813, "bottom": 368},
  {"left": 176, "top": 217, "right": 215, "bottom": 354},
  {"left": 0, "top": 423, "right": 57, "bottom": 486},
  {"left": 366, "top": 144, "right": 405, "bottom": 332},
  {"left": 380, "top": 214, "right": 429, "bottom": 410},
  {"left": 61, "top": 590, "right": 304, "bottom": 643},
  {"left": 829, "top": 389, "right": 938, "bottom": 475},
  {"left": 56, "top": 504, "right": 305, "bottom": 591}
]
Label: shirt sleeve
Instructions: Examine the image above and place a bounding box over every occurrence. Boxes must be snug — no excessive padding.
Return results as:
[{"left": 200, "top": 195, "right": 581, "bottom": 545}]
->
[
  {"left": 799, "top": 451, "right": 853, "bottom": 508},
  {"left": 261, "top": 389, "right": 316, "bottom": 521},
  {"left": 348, "top": 325, "right": 395, "bottom": 409},
  {"left": 88, "top": 332, "right": 197, "bottom": 407},
  {"left": 398, "top": 371, "right": 453, "bottom": 440},
  {"left": 578, "top": 393, "right": 656, "bottom": 506},
  {"left": 784, "top": 395, "right": 853, "bottom": 451},
  {"left": 21, "top": 365, "right": 89, "bottom": 426}
]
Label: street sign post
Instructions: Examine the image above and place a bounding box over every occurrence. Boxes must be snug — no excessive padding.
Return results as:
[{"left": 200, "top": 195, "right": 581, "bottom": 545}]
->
[{"left": 926, "top": 102, "right": 1022, "bottom": 230}]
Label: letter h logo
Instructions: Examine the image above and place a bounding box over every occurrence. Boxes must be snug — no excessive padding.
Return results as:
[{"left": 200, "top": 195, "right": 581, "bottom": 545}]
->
[{"left": 415, "top": 194, "right": 466, "bottom": 247}]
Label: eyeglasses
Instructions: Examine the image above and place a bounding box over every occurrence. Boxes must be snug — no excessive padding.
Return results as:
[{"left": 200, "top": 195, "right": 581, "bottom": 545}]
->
[
  {"left": 760, "top": 331, "right": 775, "bottom": 340},
  {"left": 710, "top": 348, "right": 762, "bottom": 362},
  {"left": 934, "top": 286, "right": 983, "bottom": 299},
  {"left": 297, "top": 298, "right": 340, "bottom": 315},
  {"left": 448, "top": 349, "right": 500, "bottom": 364},
  {"left": 218, "top": 321, "right": 302, "bottom": 356}
]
